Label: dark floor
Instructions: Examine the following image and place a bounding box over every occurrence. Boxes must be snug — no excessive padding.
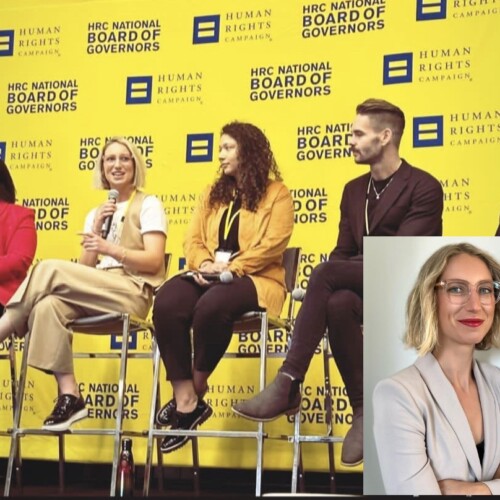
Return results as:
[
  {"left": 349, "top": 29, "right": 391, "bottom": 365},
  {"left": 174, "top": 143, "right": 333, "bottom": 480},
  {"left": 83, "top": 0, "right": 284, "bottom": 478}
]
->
[{"left": 0, "top": 459, "right": 362, "bottom": 497}]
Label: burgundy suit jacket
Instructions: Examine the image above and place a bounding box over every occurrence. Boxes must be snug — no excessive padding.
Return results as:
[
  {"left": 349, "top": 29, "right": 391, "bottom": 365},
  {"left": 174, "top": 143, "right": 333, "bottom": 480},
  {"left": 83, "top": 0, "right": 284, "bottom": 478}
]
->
[
  {"left": 0, "top": 201, "right": 37, "bottom": 305},
  {"left": 330, "top": 160, "right": 443, "bottom": 260}
]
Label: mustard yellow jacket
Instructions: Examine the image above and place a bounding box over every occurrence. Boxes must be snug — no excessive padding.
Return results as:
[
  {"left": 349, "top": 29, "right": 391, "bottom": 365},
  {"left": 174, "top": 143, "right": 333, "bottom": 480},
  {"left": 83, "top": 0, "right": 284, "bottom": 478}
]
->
[{"left": 183, "top": 180, "right": 294, "bottom": 317}]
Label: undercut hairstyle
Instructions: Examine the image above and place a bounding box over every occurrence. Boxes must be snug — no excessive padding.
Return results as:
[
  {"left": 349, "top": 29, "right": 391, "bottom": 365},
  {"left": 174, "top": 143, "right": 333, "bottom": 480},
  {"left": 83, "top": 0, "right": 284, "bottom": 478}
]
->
[
  {"left": 356, "top": 98, "right": 405, "bottom": 147},
  {"left": 93, "top": 136, "right": 146, "bottom": 190},
  {"left": 209, "top": 121, "right": 282, "bottom": 212},
  {"left": 0, "top": 159, "right": 16, "bottom": 203},
  {"left": 405, "top": 242, "right": 500, "bottom": 355}
]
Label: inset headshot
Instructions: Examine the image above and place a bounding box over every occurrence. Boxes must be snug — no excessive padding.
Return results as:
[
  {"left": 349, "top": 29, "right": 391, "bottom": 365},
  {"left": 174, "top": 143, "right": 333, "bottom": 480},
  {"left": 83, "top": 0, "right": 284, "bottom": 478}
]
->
[{"left": 364, "top": 237, "right": 500, "bottom": 496}]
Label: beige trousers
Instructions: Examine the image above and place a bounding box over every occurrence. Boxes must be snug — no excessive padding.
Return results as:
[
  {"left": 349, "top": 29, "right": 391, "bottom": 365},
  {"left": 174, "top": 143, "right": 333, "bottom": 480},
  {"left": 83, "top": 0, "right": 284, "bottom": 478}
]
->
[{"left": 6, "top": 260, "right": 152, "bottom": 373}]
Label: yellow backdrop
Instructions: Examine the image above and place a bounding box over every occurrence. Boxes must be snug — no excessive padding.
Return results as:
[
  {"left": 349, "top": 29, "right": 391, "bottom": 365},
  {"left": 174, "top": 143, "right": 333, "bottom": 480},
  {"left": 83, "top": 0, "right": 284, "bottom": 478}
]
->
[{"left": 1, "top": 0, "right": 499, "bottom": 476}]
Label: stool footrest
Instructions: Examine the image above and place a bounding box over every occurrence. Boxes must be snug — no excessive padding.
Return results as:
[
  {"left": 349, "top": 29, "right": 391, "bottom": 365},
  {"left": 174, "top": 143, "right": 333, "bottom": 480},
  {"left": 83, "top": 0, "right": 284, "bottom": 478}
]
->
[
  {"left": 148, "top": 429, "right": 267, "bottom": 439},
  {"left": 288, "top": 435, "right": 344, "bottom": 444},
  {"left": 72, "top": 352, "right": 153, "bottom": 359},
  {"left": 11, "top": 428, "right": 123, "bottom": 437}
]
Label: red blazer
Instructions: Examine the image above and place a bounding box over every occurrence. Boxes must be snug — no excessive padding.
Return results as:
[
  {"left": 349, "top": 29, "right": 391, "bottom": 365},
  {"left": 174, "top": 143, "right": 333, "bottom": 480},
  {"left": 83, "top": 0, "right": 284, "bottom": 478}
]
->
[
  {"left": 0, "top": 201, "right": 37, "bottom": 305},
  {"left": 331, "top": 160, "right": 443, "bottom": 260}
]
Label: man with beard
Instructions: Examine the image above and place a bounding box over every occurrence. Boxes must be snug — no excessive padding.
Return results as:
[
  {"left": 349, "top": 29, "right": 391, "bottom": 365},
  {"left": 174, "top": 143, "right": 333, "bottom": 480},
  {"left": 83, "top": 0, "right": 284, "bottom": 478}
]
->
[{"left": 232, "top": 98, "right": 444, "bottom": 467}]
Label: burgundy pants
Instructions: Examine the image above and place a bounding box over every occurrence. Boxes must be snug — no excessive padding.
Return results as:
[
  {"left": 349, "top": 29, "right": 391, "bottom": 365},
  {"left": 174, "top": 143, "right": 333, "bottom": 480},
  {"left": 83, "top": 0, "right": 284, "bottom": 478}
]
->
[
  {"left": 281, "top": 259, "right": 363, "bottom": 410},
  {"left": 153, "top": 274, "right": 259, "bottom": 380}
]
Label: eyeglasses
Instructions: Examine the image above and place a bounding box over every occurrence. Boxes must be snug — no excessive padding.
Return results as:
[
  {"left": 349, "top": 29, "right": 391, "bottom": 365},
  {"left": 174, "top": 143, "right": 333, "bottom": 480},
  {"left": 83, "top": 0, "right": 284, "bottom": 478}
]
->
[
  {"left": 435, "top": 279, "right": 500, "bottom": 305},
  {"left": 103, "top": 155, "right": 133, "bottom": 165}
]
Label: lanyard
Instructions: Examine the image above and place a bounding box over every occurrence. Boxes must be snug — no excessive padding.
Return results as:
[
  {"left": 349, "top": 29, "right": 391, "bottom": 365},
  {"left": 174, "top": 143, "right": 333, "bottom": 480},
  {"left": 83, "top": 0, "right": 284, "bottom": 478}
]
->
[{"left": 223, "top": 200, "right": 241, "bottom": 243}]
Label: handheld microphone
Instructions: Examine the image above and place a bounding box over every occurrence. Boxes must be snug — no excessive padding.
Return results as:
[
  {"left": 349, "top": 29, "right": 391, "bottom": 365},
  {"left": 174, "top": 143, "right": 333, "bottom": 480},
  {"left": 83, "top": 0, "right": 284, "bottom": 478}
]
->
[
  {"left": 182, "top": 270, "right": 234, "bottom": 283},
  {"left": 101, "top": 189, "right": 119, "bottom": 239},
  {"left": 206, "top": 270, "right": 233, "bottom": 283},
  {"left": 292, "top": 288, "right": 306, "bottom": 301}
]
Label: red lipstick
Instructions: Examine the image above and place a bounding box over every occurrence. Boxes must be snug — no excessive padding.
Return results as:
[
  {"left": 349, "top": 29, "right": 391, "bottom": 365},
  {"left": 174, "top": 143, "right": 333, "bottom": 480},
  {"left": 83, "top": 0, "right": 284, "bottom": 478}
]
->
[{"left": 458, "top": 319, "right": 484, "bottom": 327}]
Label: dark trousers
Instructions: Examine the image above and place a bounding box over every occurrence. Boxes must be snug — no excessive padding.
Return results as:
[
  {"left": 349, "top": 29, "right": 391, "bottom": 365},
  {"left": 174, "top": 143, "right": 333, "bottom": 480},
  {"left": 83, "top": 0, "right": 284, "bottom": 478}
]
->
[
  {"left": 153, "top": 274, "right": 259, "bottom": 380},
  {"left": 281, "top": 259, "right": 363, "bottom": 410}
]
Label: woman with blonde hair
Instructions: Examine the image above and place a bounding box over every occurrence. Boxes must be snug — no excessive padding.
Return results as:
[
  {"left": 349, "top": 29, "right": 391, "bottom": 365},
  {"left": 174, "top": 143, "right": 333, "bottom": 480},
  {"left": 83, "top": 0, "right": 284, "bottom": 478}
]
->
[
  {"left": 0, "top": 137, "right": 167, "bottom": 431},
  {"left": 373, "top": 242, "right": 500, "bottom": 495}
]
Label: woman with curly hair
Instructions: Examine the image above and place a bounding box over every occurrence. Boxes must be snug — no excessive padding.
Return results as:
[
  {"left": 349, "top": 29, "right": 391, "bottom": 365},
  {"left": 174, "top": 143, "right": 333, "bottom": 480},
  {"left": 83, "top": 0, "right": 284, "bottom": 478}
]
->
[{"left": 152, "top": 121, "right": 294, "bottom": 453}]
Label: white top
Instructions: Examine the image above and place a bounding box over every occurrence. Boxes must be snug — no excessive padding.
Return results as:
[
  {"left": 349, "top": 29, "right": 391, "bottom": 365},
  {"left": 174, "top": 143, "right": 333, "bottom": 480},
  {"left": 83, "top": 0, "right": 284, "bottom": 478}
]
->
[{"left": 84, "top": 194, "right": 167, "bottom": 269}]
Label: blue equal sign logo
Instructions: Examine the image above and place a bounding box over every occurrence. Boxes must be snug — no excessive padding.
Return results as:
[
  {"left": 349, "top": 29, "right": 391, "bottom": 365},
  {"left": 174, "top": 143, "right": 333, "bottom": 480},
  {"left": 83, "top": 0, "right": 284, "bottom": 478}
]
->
[
  {"left": 416, "top": 0, "right": 447, "bottom": 20},
  {"left": 193, "top": 15, "right": 220, "bottom": 44},
  {"left": 0, "top": 30, "right": 15, "bottom": 56},
  {"left": 125, "top": 76, "right": 153, "bottom": 104},
  {"left": 413, "top": 116, "right": 444, "bottom": 147},
  {"left": 0, "top": 142, "right": 6, "bottom": 161},
  {"left": 110, "top": 332, "right": 137, "bottom": 350},
  {"left": 383, "top": 53, "right": 413, "bottom": 85},
  {"left": 186, "top": 133, "right": 214, "bottom": 162}
]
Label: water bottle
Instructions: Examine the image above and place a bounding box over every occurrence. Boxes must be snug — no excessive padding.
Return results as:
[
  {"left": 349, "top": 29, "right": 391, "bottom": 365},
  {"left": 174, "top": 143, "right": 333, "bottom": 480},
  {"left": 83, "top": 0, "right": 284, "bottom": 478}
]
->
[{"left": 117, "top": 437, "right": 134, "bottom": 497}]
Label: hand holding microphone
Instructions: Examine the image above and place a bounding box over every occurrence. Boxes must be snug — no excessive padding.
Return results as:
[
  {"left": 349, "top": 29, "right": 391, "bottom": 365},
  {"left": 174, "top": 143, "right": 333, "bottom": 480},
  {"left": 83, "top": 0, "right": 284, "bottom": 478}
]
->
[
  {"left": 200, "top": 270, "right": 234, "bottom": 283},
  {"left": 182, "top": 270, "right": 234, "bottom": 286},
  {"left": 100, "top": 189, "right": 119, "bottom": 239}
]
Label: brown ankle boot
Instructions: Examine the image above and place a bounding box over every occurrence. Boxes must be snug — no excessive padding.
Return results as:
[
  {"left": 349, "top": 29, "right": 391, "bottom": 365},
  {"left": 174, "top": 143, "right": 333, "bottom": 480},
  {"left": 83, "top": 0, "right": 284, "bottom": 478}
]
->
[
  {"left": 341, "top": 407, "right": 363, "bottom": 467},
  {"left": 232, "top": 372, "right": 301, "bottom": 422}
]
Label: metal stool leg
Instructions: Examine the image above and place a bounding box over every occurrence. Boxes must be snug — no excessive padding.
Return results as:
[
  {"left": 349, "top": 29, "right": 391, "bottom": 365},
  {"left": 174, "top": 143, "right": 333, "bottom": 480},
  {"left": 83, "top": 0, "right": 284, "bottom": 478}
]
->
[
  {"left": 8, "top": 336, "right": 23, "bottom": 492},
  {"left": 191, "top": 437, "right": 201, "bottom": 494},
  {"left": 143, "top": 339, "right": 162, "bottom": 497},
  {"left": 254, "top": 311, "right": 268, "bottom": 497},
  {"left": 322, "top": 333, "right": 336, "bottom": 494},
  {"left": 298, "top": 448, "right": 305, "bottom": 492},
  {"left": 154, "top": 371, "right": 165, "bottom": 493},
  {"left": 58, "top": 435, "right": 65, "bottom": 493},
  {"left": 291, "top": 397, "right": 301, "bottom": 494},
  {"left": 110, "top": 316, "right": 131, "bottom": 496},
  {"left": 4, "top": 332, "right": 32, "bottom": 496}
]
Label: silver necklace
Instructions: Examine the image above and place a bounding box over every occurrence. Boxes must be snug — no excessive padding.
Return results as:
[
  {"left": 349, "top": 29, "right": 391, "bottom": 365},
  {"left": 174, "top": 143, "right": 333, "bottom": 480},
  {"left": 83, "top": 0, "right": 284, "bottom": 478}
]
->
[{"left": 371, "top": 175, "right": 394, "bottom": 200}]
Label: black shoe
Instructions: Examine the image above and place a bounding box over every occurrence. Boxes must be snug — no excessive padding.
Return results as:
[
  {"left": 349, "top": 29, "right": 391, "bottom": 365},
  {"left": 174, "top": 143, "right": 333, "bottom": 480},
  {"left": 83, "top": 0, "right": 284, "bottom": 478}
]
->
[
  {"left": 160, "top": 400, "right": 213, "bottom": 454},
  {"left": 42, "top": 394, "right": 88, "bottom": 432},
  {"left": 156, "top": 385, "right": 208, "bottom": 427},
  {"left": 156, "top": 398, "right": 176, "bottom": 426}
]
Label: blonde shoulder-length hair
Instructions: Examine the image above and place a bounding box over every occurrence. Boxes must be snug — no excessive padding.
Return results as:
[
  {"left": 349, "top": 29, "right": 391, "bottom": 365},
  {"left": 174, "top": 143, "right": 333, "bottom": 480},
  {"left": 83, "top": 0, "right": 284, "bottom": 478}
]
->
[
  {"left": 405, "top": 242, "right": 500, "bottom": 355},
  {"left": 93, "top": 136, "right": 146, "bottom": 190}
]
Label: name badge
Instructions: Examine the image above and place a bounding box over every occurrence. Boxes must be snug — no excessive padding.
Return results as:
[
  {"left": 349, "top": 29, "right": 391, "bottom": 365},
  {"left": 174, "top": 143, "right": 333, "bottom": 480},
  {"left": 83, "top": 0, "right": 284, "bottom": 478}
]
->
[{"left": 215, "top": 250, "right": 232, "bottom": 263}]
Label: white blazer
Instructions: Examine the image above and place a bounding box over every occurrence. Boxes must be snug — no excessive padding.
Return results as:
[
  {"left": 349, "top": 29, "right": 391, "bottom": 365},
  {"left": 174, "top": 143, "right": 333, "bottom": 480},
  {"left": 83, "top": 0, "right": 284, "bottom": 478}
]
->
[{"left": 373, "top": 352, "right": 500, "bottom": 495}]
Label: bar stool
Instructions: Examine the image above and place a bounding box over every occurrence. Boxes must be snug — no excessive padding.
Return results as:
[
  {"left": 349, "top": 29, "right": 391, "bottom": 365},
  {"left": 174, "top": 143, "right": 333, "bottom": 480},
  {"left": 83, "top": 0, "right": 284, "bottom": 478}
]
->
[
  {"left": 289, "top": 330, "right": 344, "bottom": 494},
  {"left": 4, "top": 254, "right": 171, "bottom": 497},
  {"left": 142, "top": 247, "right": 302, "bottom": 497}
]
